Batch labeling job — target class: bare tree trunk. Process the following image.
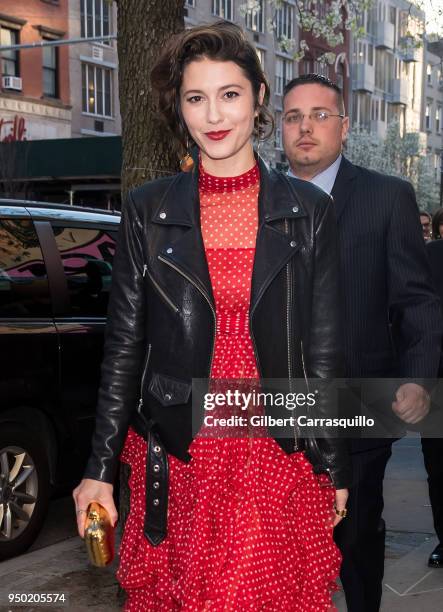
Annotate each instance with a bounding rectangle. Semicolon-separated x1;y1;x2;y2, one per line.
114;4;184;603
117;0;185;196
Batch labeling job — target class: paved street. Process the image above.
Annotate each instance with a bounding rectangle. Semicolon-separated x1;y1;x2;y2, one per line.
0;434;441;611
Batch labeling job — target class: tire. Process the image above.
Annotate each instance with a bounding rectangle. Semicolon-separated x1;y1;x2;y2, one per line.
0;425;51;561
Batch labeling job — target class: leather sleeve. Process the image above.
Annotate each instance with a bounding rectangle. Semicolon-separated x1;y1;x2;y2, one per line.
307;194;351;490
83;191;147;483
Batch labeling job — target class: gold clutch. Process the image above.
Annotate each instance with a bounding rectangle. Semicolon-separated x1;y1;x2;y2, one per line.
84;502;115;567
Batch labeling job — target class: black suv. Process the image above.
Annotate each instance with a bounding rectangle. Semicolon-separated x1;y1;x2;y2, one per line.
0;200;120;560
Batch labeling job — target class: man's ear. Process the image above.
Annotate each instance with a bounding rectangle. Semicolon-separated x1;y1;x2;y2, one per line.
341;116;350;144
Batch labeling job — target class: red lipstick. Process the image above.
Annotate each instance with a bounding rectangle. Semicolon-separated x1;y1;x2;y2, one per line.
205;130;231;141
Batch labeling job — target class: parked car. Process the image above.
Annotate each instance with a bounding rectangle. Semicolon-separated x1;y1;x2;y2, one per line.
0;199;120;560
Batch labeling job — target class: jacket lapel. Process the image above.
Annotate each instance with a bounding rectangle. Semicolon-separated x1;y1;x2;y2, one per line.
152;153;307;316
250;158;306;315
152;158;215;308
331;156;358;221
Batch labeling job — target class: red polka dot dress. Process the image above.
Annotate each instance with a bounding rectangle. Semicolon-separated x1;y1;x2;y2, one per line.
117;162;341;611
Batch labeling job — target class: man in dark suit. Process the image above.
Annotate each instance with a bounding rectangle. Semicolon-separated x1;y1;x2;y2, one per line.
423;238;443;567
282;74;442;611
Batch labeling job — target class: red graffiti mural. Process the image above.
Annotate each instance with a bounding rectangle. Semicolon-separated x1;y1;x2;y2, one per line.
0;115;27;142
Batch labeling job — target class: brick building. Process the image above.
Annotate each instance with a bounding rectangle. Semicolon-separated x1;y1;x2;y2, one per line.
0;0;121;207
0;0;71;141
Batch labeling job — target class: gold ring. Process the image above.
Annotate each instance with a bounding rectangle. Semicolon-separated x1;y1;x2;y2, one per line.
334;507;348;518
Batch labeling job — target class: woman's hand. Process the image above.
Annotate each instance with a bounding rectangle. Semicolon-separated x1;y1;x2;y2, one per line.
333;488;349;527
72;478;118;538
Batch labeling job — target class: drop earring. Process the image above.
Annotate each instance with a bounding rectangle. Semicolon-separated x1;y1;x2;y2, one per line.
254;112;262;156
255;117;262;156
179;136;194;173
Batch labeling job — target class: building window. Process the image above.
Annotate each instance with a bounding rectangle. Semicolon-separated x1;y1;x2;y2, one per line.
276;2;294;40
336;62;344;91
82;63;112;117
303;58;312;74
313;60;329;78
436;106;441;133
245;0;264;32
371;98;379;121
81;0;111;44
389;6;396;24
185;0;195;5
425;104;431;130
1;27;19;76
275;110;282;149
353;40;367;65
367;6;377;35
43;41;58;97
435;153;440;181
427;64;432;85
275;57;293;95
375;48;394;93
212;0;233;20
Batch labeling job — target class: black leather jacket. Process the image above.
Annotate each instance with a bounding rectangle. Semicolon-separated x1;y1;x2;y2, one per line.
84;157;351;493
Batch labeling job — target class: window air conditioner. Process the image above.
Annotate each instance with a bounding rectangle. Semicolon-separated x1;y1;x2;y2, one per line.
2;76;22;91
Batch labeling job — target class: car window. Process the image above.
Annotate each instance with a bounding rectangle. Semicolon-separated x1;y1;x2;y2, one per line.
0;218;51;317
51;224;117;317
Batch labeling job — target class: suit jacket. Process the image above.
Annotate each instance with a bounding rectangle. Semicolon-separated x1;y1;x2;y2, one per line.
426;240;443;307
330;157;442;451
426;239;443;376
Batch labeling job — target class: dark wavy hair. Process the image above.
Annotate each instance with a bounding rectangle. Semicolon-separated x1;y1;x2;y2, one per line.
432;208;443;239
150;20;274;154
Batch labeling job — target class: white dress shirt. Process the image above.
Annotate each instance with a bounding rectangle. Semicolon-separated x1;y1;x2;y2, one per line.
288;154;342;196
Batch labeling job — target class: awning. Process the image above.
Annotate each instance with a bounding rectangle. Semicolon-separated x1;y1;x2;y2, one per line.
0;136;122;180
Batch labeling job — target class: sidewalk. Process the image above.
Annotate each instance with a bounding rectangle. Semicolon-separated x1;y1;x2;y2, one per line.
334;434;443;610
0;435;441;611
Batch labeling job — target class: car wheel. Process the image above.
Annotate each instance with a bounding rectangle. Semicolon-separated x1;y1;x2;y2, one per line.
0;426;50;560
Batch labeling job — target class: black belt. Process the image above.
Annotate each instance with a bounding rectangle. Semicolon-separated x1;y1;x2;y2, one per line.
131;410;168;546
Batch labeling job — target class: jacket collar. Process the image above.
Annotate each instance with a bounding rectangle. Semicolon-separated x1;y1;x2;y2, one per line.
151;148;309;227
153;148;306;315
330;156;358;221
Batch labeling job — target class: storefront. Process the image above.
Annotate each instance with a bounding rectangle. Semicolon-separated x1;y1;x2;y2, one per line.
0;135;122;209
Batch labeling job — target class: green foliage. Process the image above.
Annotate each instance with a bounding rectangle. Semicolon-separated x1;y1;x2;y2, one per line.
346;121;440;211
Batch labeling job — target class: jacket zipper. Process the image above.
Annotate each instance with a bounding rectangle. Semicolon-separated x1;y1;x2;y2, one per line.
300;339;336;486
137;343;152;412
285;219;298;451
158;255;217;377
143;264;179;314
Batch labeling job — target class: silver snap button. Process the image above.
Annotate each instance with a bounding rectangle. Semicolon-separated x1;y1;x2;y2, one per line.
290;240;297;247
153;464;160;473
154;445;161;453
292;206;299;213
153;481;160;489
164;393;172;401
166;248;173;254
159;212;166;219
153;498;160;506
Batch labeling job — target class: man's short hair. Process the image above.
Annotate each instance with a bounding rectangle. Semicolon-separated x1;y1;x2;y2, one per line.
283;73;345;116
